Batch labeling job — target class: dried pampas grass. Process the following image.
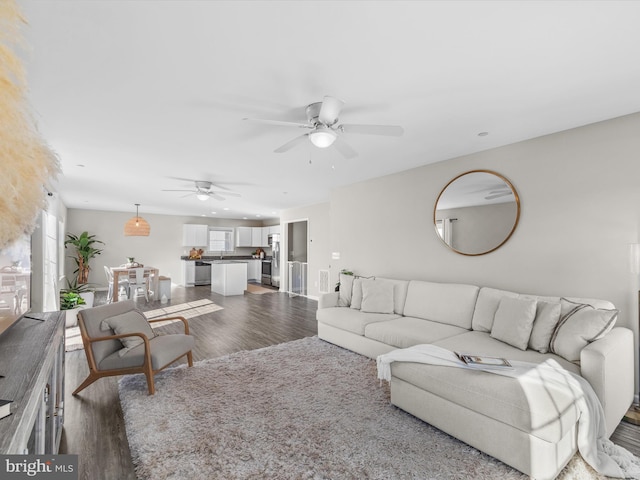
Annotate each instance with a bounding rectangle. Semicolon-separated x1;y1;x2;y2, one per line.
0;0;60;249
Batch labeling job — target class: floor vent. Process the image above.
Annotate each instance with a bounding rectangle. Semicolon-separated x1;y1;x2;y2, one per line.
318;270;330;294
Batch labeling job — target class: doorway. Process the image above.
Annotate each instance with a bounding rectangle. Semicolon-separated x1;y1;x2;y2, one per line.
285;220;308;296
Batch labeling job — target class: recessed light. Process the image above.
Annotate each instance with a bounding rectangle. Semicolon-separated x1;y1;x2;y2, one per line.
201;214;206;217
223;207;229;211
478;132;489;137
242;217;247;220
211;212;217;215
256;214;261;217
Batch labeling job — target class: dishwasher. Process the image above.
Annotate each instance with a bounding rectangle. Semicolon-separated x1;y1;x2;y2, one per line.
194;261;211;285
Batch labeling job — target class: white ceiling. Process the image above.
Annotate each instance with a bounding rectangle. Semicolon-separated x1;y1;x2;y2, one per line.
19;0;640;221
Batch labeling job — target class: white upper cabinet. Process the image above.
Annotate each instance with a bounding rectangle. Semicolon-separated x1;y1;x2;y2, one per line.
235;227;253;247
251;227;263;247
182;224;209;247
235;225;281;247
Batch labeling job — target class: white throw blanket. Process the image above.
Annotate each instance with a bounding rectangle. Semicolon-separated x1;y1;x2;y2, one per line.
377;344;640;479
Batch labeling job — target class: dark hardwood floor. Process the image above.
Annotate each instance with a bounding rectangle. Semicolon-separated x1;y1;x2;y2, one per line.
61;285;319;480
61;285;640;479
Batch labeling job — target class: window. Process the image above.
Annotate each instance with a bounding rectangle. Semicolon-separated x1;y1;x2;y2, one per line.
208;228;234;252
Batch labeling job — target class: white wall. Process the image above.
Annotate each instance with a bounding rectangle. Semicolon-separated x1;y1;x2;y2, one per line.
64;210;264;288
282;112;640;393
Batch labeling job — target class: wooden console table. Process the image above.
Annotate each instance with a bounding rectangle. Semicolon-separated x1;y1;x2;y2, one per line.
0;311;65;454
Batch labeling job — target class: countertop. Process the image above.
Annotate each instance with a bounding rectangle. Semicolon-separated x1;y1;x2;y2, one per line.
180;256;272;261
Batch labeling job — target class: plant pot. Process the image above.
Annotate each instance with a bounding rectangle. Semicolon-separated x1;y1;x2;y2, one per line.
80;291;94;308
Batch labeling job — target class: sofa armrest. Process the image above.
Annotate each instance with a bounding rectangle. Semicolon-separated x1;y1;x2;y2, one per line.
581;327;635;437
318;292;339;309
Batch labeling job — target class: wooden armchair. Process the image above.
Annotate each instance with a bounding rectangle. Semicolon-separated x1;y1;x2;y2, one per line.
73;300;194;395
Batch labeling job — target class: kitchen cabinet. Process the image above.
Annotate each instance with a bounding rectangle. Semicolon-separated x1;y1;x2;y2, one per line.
247;259;261;281
235;226;280;248
251;227;263;247
182;260;196;286
182;224;209;247
235;227;253;247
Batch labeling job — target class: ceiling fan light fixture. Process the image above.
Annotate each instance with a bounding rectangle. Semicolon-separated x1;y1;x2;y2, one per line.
309;126;337;148
196;193;210;201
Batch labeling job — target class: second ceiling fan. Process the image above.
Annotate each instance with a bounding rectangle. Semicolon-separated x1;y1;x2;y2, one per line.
243;95;404;159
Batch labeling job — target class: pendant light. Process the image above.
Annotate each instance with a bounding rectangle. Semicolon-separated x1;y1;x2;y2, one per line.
124;203;150;236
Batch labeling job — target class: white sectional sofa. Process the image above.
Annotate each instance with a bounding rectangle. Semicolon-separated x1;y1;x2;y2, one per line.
316;276;635;480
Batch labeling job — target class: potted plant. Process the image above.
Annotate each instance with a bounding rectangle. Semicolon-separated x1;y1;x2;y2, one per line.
64;231;104;284
60;279;94;327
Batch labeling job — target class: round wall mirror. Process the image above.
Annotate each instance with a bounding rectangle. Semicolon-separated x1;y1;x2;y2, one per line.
433;170;520;256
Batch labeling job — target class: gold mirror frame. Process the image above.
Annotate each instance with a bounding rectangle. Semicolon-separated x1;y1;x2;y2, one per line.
433;170;521;256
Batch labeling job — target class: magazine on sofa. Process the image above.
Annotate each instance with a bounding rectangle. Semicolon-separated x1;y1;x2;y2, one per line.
454;352;513;369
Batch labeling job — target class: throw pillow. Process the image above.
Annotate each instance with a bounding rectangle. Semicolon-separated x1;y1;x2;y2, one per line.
100;310;156;356
490;297;537;350
360;280;395;314
338;273;355;307
549;299;618;363
528;301;562;353
350;278;363;310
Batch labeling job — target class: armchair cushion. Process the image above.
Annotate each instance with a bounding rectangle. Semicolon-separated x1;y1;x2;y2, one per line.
99;334;195;371
100;310;156;356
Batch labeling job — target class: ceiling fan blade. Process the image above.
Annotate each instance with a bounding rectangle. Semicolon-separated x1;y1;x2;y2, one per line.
274;134;309;153
332;136;358;159
161;189;196;192
243;117;312;129
318;96;344;126
340;124;404;136
485;191;513;200
211;191;241;197
210;193;226;201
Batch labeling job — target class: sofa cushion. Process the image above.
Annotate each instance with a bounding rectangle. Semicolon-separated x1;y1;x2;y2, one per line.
471;287;520;332
528;301;561;353
351;277;409;315
361;280;395;314
365;317;468;349
338;273;355;307
549;299;618;363
403;280;479;329
490;297;537;350
396;331;583;443
316;306;400;335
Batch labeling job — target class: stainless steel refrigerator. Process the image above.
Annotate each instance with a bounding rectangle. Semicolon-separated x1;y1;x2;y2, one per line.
271;234;280;287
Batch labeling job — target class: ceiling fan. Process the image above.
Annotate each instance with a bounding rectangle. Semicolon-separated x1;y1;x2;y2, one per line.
162;181;241;201
243;95;404;159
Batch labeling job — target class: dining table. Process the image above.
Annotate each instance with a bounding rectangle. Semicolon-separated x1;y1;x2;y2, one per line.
111;266;160;302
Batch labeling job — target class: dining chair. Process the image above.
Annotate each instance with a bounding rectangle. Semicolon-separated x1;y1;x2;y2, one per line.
104;266;129;303
128;267;150;302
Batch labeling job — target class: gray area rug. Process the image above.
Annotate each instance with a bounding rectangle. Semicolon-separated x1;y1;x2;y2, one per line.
119;336;605;480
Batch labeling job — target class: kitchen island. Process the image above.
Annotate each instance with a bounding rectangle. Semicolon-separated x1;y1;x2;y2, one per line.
210;261;248;296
